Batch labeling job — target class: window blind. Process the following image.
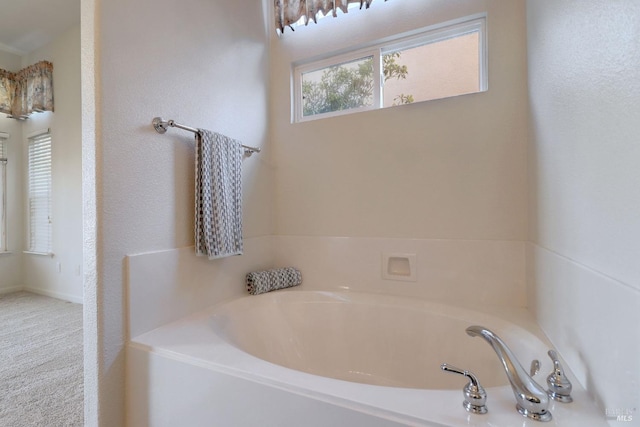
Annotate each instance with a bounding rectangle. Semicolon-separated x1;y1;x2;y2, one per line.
27;133;52;254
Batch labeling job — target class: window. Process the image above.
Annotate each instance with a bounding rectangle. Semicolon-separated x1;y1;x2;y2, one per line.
0;133;7;252
293;15;487;122
27;131;52;255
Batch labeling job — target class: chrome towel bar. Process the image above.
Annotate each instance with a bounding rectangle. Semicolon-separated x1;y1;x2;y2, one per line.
152;117;261;156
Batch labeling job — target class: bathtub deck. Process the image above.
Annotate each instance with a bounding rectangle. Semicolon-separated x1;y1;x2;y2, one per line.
127;293;608;427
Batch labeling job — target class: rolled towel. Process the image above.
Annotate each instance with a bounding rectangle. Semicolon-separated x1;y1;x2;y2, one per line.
246;267;302;295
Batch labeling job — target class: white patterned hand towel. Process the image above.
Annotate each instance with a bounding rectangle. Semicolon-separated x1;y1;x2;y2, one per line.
195;129;243;259
246;267;303;295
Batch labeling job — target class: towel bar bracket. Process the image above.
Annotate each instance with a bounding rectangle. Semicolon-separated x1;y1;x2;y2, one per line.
152;117;261;156
152;117;170;134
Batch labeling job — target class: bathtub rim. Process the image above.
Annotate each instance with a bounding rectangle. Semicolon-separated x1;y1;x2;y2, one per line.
128;289;607;427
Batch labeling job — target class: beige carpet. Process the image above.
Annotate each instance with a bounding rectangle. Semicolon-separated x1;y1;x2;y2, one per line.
0;292;83;427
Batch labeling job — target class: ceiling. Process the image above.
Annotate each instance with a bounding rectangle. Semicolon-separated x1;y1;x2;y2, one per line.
0;0;80;56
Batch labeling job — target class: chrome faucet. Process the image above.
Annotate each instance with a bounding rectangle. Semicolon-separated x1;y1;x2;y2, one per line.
466;326;552;422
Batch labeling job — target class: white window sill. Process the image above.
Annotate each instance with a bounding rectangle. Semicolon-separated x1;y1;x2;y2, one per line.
23;251;54;257
0;251;12;256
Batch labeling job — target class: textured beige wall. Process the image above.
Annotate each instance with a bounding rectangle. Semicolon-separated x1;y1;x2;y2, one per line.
0;51;22;72
271;0;529;240
0;28;82;299
0;51;24;293
94;0;272;424
0;113;23;293
21;24;83;303
527;0;640;415
528;0;640;288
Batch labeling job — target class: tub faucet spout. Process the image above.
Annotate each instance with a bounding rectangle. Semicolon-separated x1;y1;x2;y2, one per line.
465;325;552;422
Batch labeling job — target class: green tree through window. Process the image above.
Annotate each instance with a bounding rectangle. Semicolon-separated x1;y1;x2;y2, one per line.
383;52;414;106
302;53;413;117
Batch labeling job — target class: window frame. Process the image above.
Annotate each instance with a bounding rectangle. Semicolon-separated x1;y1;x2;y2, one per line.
294;48;382;121
0;132;8;252
25;129;53;256
292;14;487;123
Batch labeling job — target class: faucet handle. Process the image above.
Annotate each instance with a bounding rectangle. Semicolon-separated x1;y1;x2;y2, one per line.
546;350;573;403
441;363;488;414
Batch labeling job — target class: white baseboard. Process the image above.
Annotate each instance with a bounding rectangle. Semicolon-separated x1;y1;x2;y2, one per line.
0;286;24;295
23;287;83;304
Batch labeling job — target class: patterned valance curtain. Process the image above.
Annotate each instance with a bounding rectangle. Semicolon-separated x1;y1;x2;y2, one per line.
0;69;14;115
0;61;54;119
275;0;387;33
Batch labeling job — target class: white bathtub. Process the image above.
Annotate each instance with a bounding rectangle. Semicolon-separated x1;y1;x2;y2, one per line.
127;290;607;426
